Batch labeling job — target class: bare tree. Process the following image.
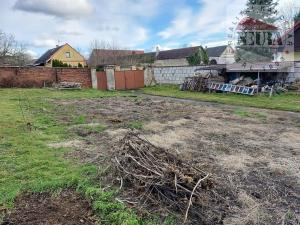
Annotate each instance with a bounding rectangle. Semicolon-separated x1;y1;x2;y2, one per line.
278;1;300;30
0;30;32;66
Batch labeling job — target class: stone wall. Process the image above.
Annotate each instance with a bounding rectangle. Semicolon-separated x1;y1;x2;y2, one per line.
0;67;92;88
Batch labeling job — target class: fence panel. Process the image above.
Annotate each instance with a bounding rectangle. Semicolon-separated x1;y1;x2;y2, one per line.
115;71;126;90
96;71;107;90
134;70;144;88
124;70;136;90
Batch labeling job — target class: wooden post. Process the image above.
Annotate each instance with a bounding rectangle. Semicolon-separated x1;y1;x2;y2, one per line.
269;85;274;98
257;72;260;94
209;69;211;94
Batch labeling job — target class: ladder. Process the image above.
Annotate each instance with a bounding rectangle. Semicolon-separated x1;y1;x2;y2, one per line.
209;83;257;95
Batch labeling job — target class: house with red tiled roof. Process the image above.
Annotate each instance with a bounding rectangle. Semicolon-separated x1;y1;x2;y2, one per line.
237;17;278;31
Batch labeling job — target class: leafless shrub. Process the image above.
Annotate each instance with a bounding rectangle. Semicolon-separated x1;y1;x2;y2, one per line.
112;133;230;224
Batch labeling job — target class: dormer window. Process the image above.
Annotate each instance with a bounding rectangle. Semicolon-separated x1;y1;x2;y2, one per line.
65;52;71;58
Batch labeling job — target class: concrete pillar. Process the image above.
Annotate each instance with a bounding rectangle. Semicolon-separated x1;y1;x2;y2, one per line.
105;66;115;90
91;69;97;89
144;67;156;86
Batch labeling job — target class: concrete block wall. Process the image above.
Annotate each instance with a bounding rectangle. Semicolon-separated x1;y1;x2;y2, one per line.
154;66;202;84
286;63;300;82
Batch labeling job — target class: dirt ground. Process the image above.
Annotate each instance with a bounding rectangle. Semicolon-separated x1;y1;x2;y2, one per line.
50;95;300;225
1;190;98;225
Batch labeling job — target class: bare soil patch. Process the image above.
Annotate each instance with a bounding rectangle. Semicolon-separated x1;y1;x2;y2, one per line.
50;95;300;224
1;190;98;225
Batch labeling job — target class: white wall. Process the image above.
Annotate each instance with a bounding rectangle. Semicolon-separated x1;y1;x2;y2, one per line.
153;66;218;84
287;62;300;82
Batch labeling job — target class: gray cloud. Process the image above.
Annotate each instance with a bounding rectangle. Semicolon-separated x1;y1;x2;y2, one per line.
13;0;93;18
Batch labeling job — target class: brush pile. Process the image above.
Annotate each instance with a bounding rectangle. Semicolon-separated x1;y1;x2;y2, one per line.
113;133;227;224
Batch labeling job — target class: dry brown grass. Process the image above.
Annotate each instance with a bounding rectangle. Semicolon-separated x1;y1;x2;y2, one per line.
48;140;84;149
50;95;300;224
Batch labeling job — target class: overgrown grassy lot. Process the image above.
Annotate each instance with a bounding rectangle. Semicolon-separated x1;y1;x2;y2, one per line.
143;85;300;112
0;88;164;225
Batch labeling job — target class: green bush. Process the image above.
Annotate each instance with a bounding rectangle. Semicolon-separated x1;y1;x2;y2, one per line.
96;66;105;72
52;59;69;68
187;46;209;66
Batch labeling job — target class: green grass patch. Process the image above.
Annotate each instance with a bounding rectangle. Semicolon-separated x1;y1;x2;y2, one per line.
233;109;252;118
143;85;300;112
233;109;267;120
85;124;107;133
0;88;170;225
73;115;87;125
72;124;107;137
127;121;144;130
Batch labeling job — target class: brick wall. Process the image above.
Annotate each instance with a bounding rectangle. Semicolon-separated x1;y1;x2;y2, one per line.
0;67;92;88
56;68;92;88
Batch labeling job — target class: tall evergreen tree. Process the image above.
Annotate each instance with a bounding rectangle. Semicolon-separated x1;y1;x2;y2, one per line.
235;0;279;62
294;11;300;22
242;0;278;23
187;47;209;66
187;49;202;66
199;46;209;65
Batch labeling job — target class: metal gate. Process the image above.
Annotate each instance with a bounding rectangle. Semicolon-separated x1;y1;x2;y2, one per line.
96;71;107;90
115;70;144;90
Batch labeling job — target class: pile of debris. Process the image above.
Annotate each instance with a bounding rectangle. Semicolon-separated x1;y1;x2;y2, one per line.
261;84;288;94
285;78;300;92
180;73;225;92
112;133;228;224
230;76;255;87
53;82;82;90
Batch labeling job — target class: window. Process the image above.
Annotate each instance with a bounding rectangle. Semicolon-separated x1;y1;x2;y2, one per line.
65;52;71;58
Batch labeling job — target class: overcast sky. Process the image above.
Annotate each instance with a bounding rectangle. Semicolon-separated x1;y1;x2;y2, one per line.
0;0;298;58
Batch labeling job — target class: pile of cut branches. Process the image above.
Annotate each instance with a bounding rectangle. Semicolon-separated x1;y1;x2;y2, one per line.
112;133;227;224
